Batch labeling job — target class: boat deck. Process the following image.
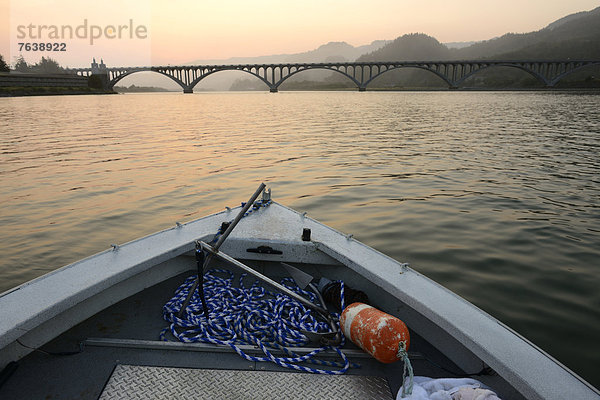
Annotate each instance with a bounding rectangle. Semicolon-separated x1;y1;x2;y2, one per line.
0;260;523;400
100;365;393;399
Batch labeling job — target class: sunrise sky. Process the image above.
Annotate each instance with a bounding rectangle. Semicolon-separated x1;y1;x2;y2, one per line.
1;0;598;67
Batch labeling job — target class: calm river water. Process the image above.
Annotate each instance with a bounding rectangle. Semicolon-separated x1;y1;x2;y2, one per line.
1;91;599;387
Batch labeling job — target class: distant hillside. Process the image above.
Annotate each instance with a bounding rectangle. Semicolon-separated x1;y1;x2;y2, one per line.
358;33;452;61
355;7;600;62
545;9;595;30
187;40;390;65
348;7;600;89
444;41;477;49
456;6;600;59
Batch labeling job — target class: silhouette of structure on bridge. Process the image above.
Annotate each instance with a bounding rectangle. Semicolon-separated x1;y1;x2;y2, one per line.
71;60;600;93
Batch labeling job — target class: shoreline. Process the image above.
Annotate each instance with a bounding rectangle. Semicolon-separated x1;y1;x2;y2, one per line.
0;87;116;97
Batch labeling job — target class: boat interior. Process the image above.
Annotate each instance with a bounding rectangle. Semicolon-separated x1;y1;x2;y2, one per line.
0;253;524;399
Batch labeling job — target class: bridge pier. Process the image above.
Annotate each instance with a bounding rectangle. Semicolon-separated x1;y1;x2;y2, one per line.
269;87;278;93
183;88;193;94
358;87;367;92
88;73;110;91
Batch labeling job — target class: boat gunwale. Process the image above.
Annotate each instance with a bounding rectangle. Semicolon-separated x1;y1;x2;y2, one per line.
0;206;232;299
0;206;236;349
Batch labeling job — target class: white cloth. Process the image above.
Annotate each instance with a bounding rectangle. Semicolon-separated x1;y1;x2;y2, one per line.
396;377;501;400
452;387;501;400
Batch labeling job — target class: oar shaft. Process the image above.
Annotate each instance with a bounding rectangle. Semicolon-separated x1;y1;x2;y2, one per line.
177;183;266;317
199;241;330;315
213;183;266;251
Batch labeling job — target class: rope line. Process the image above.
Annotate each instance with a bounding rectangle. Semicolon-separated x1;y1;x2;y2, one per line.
398;340;414;397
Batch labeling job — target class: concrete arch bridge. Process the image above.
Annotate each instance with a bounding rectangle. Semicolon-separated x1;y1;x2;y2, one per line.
70;60;600;93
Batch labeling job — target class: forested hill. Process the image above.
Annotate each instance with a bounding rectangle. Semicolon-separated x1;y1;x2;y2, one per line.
187;40;390;65
456;6;600;59
357;33;452;61
357;6;600;62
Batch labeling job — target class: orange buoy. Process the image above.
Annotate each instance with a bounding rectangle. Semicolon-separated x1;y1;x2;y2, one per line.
340;302;410;364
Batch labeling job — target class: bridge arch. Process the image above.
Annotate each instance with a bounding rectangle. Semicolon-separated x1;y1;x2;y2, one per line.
363;65;453;89
550;61;600;86
187;67;273;92
275;66;361;90
108;68;187;90
455;63;549;87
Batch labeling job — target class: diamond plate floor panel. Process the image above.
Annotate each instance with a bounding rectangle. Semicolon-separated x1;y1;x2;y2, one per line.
99;364;393;399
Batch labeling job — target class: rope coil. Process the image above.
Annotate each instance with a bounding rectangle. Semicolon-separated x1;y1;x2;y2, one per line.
161;269;355;374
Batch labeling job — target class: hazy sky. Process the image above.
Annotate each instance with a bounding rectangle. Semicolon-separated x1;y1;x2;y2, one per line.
1;0;598;67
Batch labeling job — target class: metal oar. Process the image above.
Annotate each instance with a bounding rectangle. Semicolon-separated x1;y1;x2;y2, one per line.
177;183;266;318
199;242;328;315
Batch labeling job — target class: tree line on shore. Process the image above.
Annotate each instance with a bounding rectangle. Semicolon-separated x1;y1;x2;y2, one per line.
0;54;64;74
0;55;9;73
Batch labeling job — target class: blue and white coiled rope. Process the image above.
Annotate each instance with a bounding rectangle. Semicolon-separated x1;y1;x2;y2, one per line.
160;270;354;374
